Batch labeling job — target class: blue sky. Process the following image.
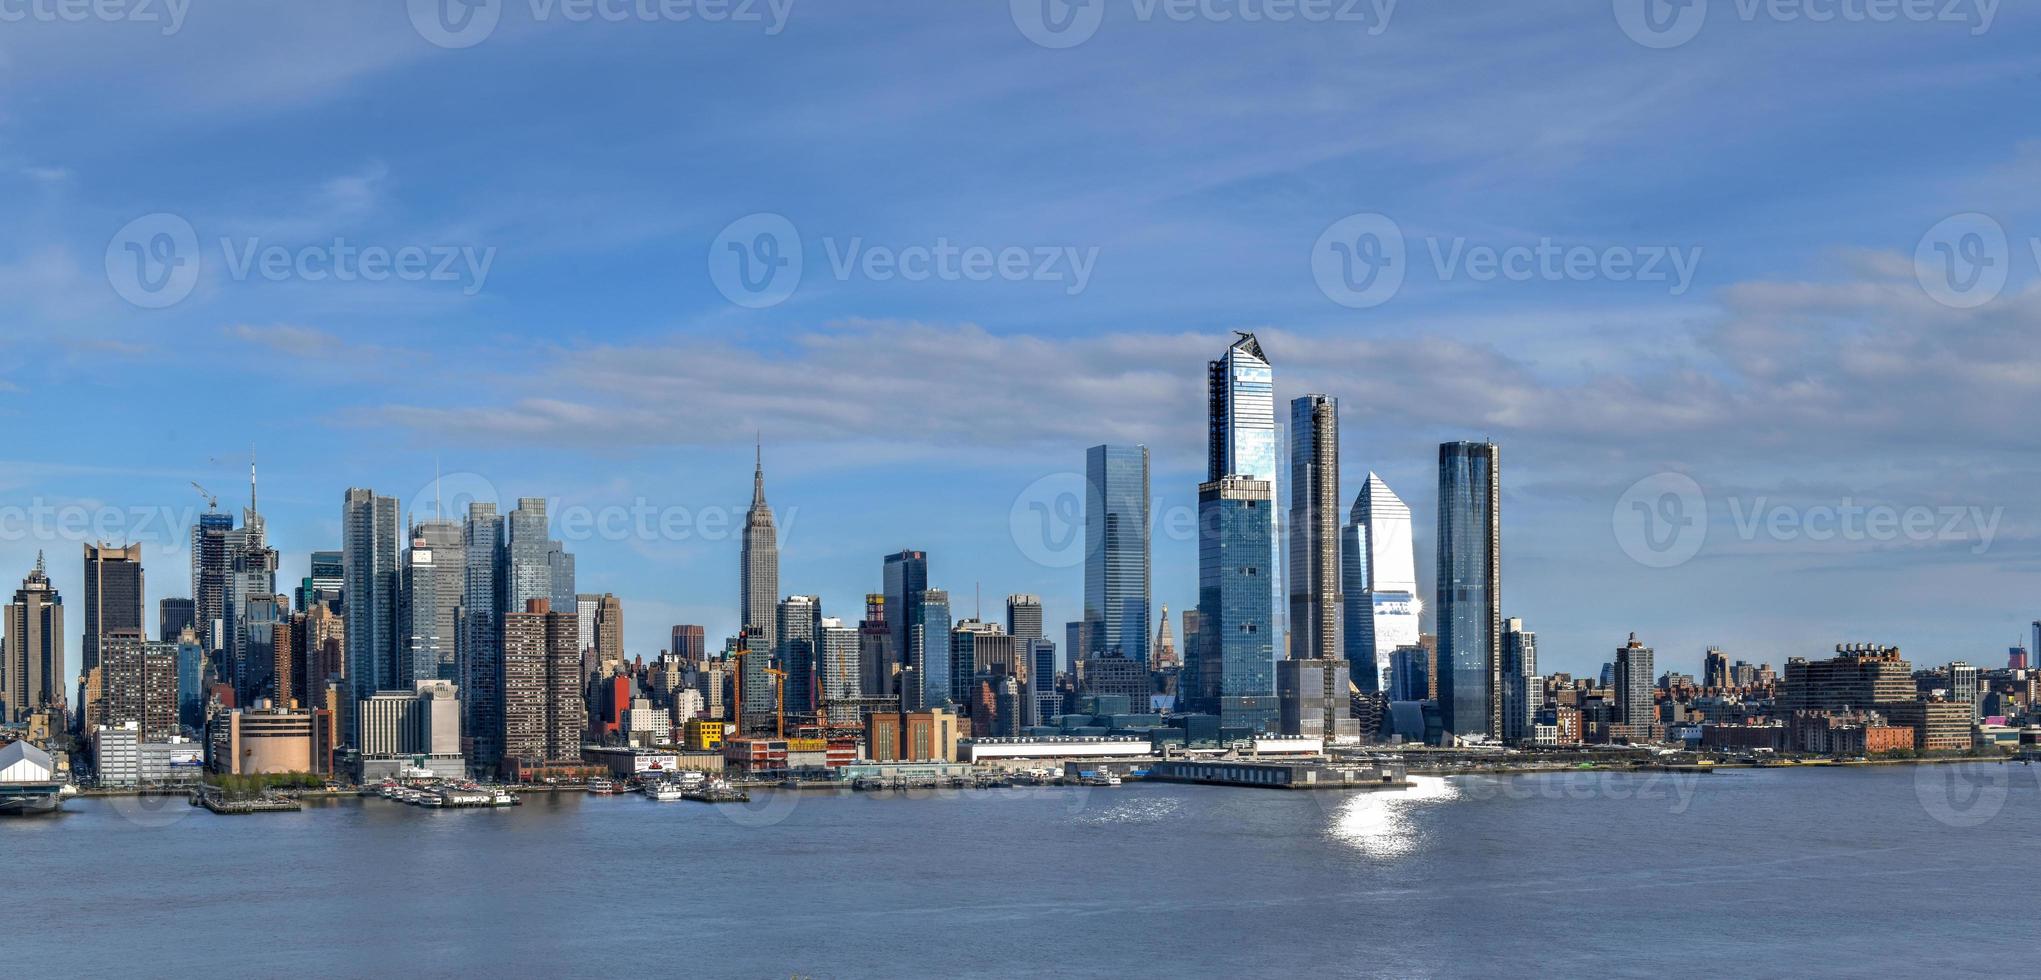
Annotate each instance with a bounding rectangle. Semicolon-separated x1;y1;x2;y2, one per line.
3;0;2040;677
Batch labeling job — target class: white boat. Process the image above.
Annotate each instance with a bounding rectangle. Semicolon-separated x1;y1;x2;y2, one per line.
641;780;685;802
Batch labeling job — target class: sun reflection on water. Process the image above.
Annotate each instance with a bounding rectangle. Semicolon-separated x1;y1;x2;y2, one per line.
1327;775;1460;859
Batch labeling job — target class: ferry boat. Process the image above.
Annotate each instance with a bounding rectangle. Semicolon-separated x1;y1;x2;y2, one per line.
641;780;686;802
683;778;749;804
586;777;625;795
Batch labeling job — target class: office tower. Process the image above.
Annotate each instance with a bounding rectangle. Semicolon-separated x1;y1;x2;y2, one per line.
1948;662;1980;722
97;637;180;741
1278;656;1359;740
158;598;194;643
342;488;402;735
1005;594;1044;644
1389;646;1429;702
1612;633;1655;728
741;447;780;655
547;544;576;613
190;507;233;654
817;617;861;726
1065;620;1086;662
2;554;62;724
909;589;952;711
503;498;557;616
499;598;584;768
1437;441;1502;742
859;595;894;698
1197;477;1278;732
1287;395;1341;662
83;542;146;679
950;619;1001;709
737;626;777;736
1502;618;1538;745
1343;472;1418;696
778;595;821;719
1026;638;1060;725
460;501;504;771
403;518;464;686
670;624;705;662
575;594;600;656
358;681;463;758
1703;648;1730;690
1085;444;1152;663
226;594;285;707
174;629;206;732
593;594;624;668
1208;331;1282;649
296;550;343;613
884;550;928;677
222;467;278;706
296;604;344;696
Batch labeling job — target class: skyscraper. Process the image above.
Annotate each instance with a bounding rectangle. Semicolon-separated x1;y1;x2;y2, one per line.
777;594;821;719
97;636;179;742
1287;395;1340;662
295;550;343;613
158;598;195;644
225;475;280;708
343;488;401;733
403;518;464;686
593;594;623;668
1208;332;1283;650
741;446;780;656
670;624;705;662
817;617;861;726
909;588;951;711
82;543;146;682
503;498;557;616
1005;594;1044;644
1436;441;1501;743
461;501;505;771
1197;476;1278;732
1342;472;1418;696
2;553;63;723
499;598;584;769
1612;633;1654;729
1085;444;1152;663
737;626;778;736
190;507;233;654
859;595;894;698
884;550;928;679
1502;618;1537;745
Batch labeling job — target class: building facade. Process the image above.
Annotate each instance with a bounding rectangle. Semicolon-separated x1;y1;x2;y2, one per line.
1342;473;1418;696
1287;394;1341;662
1436;441;1502;742
740;448;780;656
1207;332;1283;653
1085;444;1152;663
1196;476;1278;732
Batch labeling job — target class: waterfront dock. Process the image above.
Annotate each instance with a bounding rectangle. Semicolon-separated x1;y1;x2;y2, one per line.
193;788;301;815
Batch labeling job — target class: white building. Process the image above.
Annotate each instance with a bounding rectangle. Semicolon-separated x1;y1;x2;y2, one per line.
624;698;671;747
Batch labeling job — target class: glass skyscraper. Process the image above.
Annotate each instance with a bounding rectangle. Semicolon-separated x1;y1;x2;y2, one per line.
462;501;505;771
1436;441;1501;742
909;588;951;711
1342;472;1419;696
1197;476;1277;733
883;550;927;678
343;488;401;726
1084;444;1151;663
1286;395;1340;662
777;594;821;718
1208;332;1283;654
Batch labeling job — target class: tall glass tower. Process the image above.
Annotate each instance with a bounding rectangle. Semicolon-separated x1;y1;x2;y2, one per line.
462;501;505;771
910;589;952;712
1286;395;1340;662
883;550;927;676
1197;476;1277;733
343;488;400;731
1342;472;1419;695
1436;441;1501;742
1208;332;1282;653
1084;444;1151;663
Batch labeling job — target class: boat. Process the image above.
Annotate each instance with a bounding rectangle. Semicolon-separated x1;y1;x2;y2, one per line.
586;777;624;795
683;778;749;804
641;780;686;802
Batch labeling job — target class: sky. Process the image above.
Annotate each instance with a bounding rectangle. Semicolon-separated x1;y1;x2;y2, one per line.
2;0;2039;679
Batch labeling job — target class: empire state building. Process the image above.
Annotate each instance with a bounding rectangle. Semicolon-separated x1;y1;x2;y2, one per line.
740;444;780;655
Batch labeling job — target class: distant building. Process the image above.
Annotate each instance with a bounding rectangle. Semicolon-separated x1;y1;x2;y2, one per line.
96;636;180;742
207;701;319;775
1342;473;1418;696
1194;476;1278;733
1436;440;1502;742
1208;332;1284;651
343;487;402;736
82;542;146;723
740;447;780;655
1612;633;1655;729
500;598;585;770
1085;444;1152;662
817;618;861;726
1278;657;1360;741
909;589;951;712
1780;646;1915;712
158;598;196;644
778;595;821;719
2;553;64;724
670;624;706;662
864;708;958;763
1287;394;1341;662
883;551;929;686
1005;594;1044;644
1502;618;1538;745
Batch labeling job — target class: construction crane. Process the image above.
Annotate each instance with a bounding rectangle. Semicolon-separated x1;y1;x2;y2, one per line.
191;482;218;512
